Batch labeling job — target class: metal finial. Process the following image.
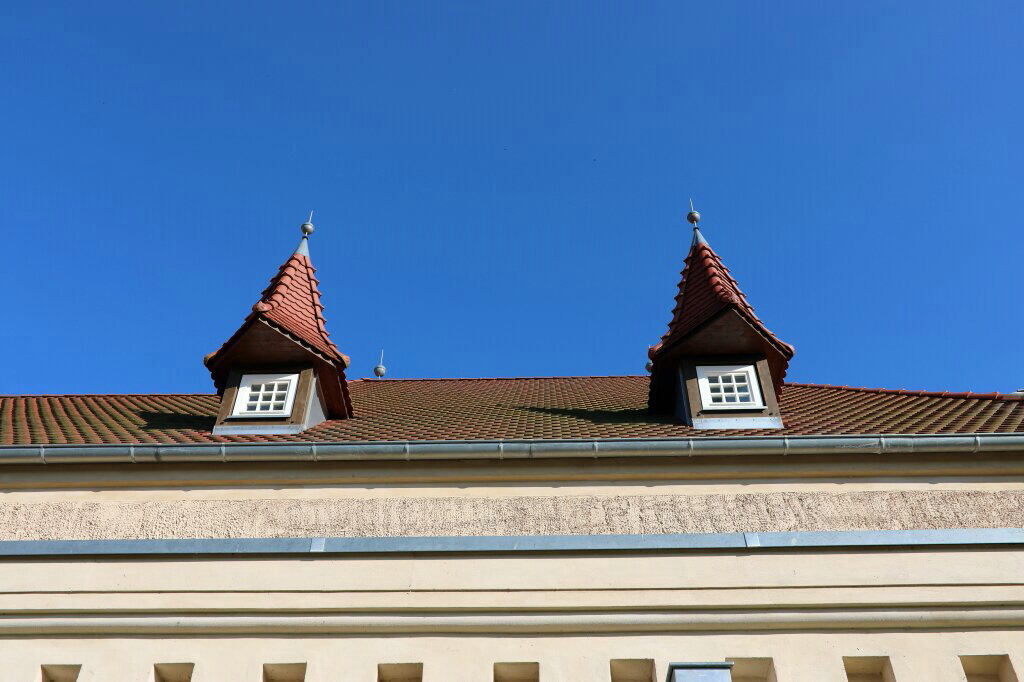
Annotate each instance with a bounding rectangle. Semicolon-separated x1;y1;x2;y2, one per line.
373;349;387;379
686;198;700;227
300;210;315;236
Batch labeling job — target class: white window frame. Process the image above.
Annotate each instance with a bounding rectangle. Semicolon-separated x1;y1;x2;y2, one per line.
231;372;300;418
695;364;765;410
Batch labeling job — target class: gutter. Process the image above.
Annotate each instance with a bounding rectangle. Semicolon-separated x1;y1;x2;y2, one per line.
0;433;1021;465
4;528;1024;557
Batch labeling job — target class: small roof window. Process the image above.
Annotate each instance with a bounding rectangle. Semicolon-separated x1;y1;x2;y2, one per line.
696;364;764;410
231;372;300;418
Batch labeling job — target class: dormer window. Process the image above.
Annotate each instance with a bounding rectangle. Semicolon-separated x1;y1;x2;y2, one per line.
231;373;299;417
696;364;764;410
205;220;353;436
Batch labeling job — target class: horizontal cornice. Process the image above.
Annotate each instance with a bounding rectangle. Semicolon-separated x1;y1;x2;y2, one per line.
3;608;1024;635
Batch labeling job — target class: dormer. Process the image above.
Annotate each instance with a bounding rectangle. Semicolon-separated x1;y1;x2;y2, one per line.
204;219;353;435
648;208;794;429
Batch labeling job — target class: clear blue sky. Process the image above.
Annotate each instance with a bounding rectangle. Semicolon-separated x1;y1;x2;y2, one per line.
2;2;1021;395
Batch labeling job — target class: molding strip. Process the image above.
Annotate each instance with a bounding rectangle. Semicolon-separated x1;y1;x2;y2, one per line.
3;528;1024;558
3;609;1024;635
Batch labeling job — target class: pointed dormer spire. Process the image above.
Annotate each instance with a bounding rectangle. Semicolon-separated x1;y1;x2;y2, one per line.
204;217;353;423
648;203;794;422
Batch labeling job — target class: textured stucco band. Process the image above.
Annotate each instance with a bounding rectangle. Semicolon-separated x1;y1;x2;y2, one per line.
3;490;1024;542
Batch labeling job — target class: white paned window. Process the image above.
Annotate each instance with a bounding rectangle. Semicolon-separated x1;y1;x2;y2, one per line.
231;373;299;418
696;364;764;410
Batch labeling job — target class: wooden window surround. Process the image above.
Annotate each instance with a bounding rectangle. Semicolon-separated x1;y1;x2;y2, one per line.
679;355;782;429
213;366;321;435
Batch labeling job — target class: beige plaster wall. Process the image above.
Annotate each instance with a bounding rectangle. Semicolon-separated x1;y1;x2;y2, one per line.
2;549;1024;679
3;454;1024;678
1;630;1022;681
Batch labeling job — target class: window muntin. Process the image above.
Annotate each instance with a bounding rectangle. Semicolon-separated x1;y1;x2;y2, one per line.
696;364;764;410
231;373;299;418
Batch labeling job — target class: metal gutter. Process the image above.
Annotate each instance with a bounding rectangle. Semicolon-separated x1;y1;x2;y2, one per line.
0;433;1022;465
3;528;1024;557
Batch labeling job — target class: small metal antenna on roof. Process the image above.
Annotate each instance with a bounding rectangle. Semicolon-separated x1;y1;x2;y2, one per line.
300;211;315;236
687;198;701;227
374;350;387;379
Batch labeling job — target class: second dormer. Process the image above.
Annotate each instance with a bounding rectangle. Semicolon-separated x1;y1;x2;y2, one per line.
648;209;794;429
204;219;353;435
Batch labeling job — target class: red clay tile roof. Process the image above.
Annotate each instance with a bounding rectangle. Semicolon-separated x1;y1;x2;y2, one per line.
650;228;794;362
1;378;1021;445
205;237;349;368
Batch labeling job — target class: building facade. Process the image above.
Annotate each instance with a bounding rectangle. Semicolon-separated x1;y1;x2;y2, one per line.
1;215;1023;682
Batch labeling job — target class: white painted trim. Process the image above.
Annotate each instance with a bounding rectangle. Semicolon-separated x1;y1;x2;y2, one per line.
696;364;764;410
230;372;300;418
692;416;783;430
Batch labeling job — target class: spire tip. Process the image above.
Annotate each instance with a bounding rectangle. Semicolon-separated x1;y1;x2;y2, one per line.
300;211;315;237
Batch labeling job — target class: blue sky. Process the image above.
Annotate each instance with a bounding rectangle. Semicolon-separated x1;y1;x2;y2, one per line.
2;2;1021;394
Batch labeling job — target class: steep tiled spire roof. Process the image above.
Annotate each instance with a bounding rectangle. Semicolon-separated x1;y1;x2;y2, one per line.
650;227;794;362
206;235;349;368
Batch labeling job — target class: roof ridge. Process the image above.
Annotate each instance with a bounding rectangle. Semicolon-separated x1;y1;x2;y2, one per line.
784;382;1024;401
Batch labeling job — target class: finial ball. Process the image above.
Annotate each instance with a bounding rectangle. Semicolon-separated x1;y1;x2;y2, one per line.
300;222;315;236
645;360;654;373
686;210;701;226
373;364;387;378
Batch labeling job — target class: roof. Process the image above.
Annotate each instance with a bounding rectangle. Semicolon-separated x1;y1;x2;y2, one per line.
205;236;349;368
650;227;794;362
1;377;1021;445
